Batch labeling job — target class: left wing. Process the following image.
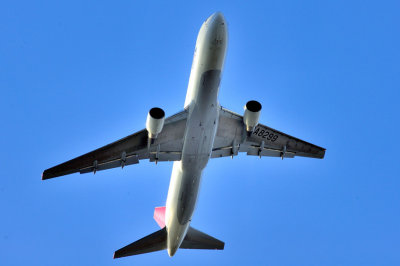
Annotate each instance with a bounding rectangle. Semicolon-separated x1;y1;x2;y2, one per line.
42;110;188;180
212;107;325;159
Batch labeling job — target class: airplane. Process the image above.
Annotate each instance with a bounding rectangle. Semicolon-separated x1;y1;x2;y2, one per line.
42;12;325;258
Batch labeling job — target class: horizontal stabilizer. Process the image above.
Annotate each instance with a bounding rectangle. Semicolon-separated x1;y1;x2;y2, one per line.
113;223;224;258
181;227;225;250
113;227;167;258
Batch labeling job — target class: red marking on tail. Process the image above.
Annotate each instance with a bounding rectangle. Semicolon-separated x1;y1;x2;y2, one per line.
153;206;166;228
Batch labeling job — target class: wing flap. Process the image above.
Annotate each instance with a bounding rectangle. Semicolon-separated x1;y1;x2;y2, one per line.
211;145;239;158
149;152;182;162
246;145;295;158
79;154;139;174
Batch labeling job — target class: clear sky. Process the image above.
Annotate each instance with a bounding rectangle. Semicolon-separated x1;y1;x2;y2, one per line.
1;0;399;265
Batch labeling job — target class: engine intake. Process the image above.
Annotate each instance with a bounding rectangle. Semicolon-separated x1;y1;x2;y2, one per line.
243;100;262;133
146;107;165;141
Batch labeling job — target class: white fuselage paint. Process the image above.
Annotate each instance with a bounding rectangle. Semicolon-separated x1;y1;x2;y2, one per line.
165;12;227;256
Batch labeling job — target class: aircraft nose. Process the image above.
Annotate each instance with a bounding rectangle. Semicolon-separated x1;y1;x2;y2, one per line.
205;12;227;42
215;12;225;24
208;12;226;26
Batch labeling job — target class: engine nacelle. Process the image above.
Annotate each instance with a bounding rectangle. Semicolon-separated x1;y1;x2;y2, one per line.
146;107;165;141
243;100;262;133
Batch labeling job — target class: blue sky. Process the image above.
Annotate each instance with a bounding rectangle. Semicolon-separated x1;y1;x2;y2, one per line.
1;0;399;265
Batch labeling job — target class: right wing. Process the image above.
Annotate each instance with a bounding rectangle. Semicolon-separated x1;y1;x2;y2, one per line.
42;110;188;180
212;107;325;159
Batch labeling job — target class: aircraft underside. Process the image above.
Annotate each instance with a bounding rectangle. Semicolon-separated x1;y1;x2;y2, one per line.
42;12;325;258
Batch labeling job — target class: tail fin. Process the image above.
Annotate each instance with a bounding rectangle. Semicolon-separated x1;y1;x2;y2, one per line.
153;206;166;228
113;227;167;258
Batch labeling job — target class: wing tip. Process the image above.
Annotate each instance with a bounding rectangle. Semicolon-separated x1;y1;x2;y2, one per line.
320;148;326;159
42;170;55;180
113;249;124;259
41;171;47;180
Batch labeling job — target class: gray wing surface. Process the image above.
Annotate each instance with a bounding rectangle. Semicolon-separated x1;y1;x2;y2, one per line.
42;110;188;180
212;107;325;159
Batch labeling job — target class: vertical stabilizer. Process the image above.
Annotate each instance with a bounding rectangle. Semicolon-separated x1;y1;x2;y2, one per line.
154;206;166;228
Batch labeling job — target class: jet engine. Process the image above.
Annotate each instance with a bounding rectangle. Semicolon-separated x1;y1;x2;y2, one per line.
146;107;165;142
243;100;262;134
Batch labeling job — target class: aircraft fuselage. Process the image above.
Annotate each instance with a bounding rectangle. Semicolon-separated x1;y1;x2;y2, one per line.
165;12;228;256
